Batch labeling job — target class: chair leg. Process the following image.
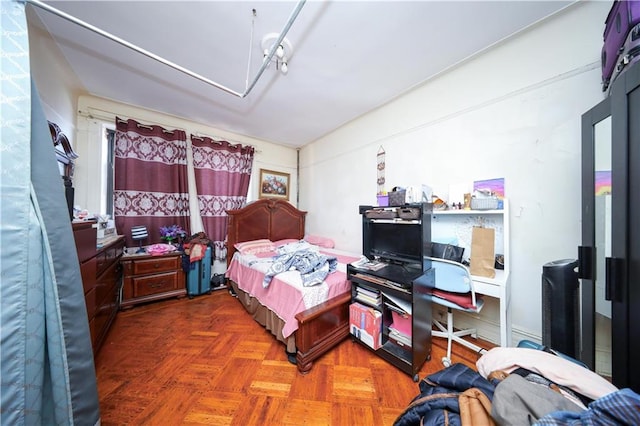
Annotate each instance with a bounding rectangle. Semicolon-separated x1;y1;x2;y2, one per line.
446;310;453;361
432;308;485;365
432;318;448;334
453;328;476;339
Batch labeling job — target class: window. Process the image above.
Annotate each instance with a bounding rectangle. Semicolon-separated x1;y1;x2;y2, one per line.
102;126;115;217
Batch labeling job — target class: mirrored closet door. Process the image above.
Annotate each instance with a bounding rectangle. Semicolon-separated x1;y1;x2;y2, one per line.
580;64;640;392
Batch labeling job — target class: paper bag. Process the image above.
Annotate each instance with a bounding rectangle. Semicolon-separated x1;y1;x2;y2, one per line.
470;226;496;278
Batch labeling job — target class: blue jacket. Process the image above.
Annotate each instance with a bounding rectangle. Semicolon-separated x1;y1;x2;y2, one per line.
394;363;495;426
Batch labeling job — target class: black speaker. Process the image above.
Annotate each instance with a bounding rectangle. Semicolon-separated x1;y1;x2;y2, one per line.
542;259;580;358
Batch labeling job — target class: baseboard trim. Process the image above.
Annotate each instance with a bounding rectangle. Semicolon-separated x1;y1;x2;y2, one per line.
432;306;542;347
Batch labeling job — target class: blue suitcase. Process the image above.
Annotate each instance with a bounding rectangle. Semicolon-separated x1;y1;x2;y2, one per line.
517;339;588;369
186;246;212;298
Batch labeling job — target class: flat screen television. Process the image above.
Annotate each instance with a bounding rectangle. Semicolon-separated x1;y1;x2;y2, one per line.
363;221;423;265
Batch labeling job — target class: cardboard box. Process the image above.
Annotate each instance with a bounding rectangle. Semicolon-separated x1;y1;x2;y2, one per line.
349;302;382;350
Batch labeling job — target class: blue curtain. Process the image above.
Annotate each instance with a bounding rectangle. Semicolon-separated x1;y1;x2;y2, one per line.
1;2;100;424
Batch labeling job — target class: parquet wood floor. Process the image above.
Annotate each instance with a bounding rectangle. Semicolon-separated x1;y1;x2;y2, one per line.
95;290;493;426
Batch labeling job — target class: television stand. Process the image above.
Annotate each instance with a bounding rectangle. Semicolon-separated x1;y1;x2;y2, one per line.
350;202;434;381
348;262;433;381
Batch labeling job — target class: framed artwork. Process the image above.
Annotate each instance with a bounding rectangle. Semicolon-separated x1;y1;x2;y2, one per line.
259;169;290;200
473;178;505;198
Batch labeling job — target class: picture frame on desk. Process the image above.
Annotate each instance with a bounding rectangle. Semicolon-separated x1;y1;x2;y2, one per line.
259;169;290;200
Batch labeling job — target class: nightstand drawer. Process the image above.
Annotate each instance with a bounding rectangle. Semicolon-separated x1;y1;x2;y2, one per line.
132;271;179;298
132;256;181;275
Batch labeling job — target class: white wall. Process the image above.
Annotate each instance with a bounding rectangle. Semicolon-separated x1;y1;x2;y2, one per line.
299;1;611;344
26;6;83;146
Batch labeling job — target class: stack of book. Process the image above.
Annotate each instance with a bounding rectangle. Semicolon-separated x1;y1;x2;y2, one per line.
351;258;387;271
388;324;412;348
385;294;412;349
354;286;381;307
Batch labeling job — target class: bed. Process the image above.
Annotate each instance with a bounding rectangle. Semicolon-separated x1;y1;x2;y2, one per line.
225;198;359;374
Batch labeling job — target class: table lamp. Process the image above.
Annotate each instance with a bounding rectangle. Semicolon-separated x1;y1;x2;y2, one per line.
131;225;148;253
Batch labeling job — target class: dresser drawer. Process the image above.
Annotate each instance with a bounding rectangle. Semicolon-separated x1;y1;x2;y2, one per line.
73;222;97;263
132;256;181;275
85;286;97;320
96;240;125;276
80;257;97;294
132;271;179;298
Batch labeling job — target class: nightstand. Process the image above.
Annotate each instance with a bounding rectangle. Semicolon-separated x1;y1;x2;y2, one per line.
120;251;186;309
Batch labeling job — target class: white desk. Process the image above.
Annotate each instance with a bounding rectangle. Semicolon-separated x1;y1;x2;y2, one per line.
471;270;512;347
432;201;512;347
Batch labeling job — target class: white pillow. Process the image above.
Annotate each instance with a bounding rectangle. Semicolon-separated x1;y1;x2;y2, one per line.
234;239;275;255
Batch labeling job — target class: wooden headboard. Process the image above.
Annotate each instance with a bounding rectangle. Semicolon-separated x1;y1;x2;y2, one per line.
226;199;307;267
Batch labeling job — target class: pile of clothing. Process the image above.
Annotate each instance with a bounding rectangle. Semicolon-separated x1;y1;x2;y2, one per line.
180;232;212;272
394;347;639;426
262;241;337;288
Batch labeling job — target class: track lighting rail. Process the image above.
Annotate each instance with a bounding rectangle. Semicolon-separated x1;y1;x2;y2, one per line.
23;0;306;98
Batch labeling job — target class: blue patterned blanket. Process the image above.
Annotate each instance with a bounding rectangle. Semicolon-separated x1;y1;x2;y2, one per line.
263;248;337;288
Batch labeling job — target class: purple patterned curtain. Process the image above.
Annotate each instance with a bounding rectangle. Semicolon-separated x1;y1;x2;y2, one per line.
191;136;255;259
114;118;190;247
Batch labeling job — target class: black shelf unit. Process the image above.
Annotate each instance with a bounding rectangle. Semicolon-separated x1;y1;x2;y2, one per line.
348;203;434;381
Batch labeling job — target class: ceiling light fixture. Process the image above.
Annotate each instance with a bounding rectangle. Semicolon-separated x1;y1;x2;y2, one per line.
261;33;293;75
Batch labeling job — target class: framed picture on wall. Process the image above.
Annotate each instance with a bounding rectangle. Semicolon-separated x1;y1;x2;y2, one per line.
259;169;290;200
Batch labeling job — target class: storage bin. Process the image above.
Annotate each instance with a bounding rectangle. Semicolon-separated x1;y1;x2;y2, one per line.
397;207;420;220
377;194;389;207
471;197;499;210
388;189;406;206
365;208;397;219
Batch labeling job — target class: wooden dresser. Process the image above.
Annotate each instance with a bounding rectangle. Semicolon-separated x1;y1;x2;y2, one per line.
72;221;125;354
120;252;186;309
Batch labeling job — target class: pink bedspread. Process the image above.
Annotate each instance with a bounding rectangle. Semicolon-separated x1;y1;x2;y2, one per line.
226;247;360;338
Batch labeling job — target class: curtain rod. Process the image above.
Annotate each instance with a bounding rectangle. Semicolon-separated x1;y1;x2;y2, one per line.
116;117;176;134
190;133;261;153
80;108;187;133
24;0;306;98
80;108;260;152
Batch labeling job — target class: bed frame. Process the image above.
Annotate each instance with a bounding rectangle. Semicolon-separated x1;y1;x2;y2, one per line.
226;198;351;374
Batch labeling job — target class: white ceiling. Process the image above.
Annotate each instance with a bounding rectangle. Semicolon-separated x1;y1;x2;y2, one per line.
28;1;574;147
